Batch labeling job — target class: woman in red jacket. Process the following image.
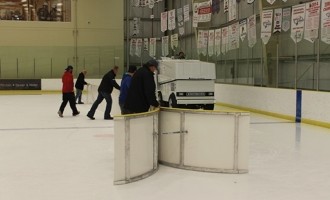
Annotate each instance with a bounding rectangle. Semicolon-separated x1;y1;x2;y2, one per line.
58;66;80;117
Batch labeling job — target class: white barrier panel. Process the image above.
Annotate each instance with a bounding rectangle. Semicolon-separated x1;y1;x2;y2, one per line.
159;108;250;173
114;110;159;185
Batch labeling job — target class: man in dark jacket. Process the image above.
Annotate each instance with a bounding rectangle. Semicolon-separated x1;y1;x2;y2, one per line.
124;59;159;114
75;70;88;104
87;66;120;120
119;65;137;114
58;65;80;117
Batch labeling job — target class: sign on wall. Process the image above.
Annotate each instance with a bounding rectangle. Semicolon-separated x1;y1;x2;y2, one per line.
0;79;41;90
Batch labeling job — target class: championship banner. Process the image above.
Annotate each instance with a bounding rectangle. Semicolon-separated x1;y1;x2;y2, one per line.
212;0;220;14
273;8;282;34
198;0;212;23
171;34;179;51
132;0;140;7
221;27;228;54
130;38;136;56
228;22;239;51
193;3;199;27
139;0;145;7
135;38;143;57
304;0;320;43
248;14;257;48
240;19;247;42
267;0;276;5
161;12;168;32
201;30;209;56
132;17;140;37
261;10;273;44
215;28;222;56
282;7;291;32
291;4;306;43
177;8;185;36
149;0;155;9
228;0;237;22
321;0;330;44
149;38;156;57
224;0;229;13
247;0;255;3
184;4;190;22
162;36;169;56
168;9;176;31
208;30;215;56
143;38;149;52
198;30;203;54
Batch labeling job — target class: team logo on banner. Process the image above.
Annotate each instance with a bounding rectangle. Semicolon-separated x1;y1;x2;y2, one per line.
291;4;306;43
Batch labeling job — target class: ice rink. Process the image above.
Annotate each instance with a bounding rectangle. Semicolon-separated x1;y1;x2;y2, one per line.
1;93;330;200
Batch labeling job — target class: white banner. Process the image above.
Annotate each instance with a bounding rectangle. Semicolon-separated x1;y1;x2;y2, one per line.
202;30;209;56
282;7;291;32
149;0;154;8
168;9;176;31
273;8;282;34
228;22;239;51
193;3;199;27
305;0;320;43
177;8;185;35
291;4;306;43
228;0;237;22
149;38;156;57
133;0;140;7
248;14;257;48
224;0;229;13
162;36;169;57
143;38;149;53
240;19;247;42
267;0;276;5
261;10;273;44
221;27;228;54
198;0;212;23
171;34;179;51
135;38;143;57
247;0;255;3
208;30;215;56
130;38;136;56
161;12;168;32
321;0;330;44
132;17;140;37
184;4;190;22
215;28;222;56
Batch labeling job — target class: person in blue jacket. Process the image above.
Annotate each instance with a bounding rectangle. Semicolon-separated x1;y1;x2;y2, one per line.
119;65;137;114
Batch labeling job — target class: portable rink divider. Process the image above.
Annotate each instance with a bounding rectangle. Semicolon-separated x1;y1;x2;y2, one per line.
114;108;250;185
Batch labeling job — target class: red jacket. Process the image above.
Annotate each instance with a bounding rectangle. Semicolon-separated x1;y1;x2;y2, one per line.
62;71;74;93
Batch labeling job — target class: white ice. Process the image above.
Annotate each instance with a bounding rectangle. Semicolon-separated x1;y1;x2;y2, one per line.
1;93;330;200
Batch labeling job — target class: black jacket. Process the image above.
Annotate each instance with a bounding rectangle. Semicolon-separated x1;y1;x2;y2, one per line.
75;72;87;90
124;65;159;113
98;70;120;93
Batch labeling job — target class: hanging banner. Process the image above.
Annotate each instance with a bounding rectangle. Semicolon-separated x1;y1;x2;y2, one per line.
208;30;215;56
267;0;276;5
228;0;237;22
215;28;222;56
221;27;228;54
248;14;257;48
291;4;306;43
133;0;140;7
239;19;247;42
261;10;273;44
149;0;155;8
171;34;179;51
149;38;156;57
193;3;199;27
202;30;209;56
177;8;185;35
135;38;143;57
130;38;136;56
143;38;149;54
161;12;168;32
321;0;330;44
273;8;283;34
132;17;140;37
228;22;239;51
168;9;176;31
224;0;229;13
247;0;255;3
162;36;169;57
198;0;212;23
212;0;220;14
140;0;146;7
305;0;321;43
184;4;190;22
283;0;287;2
282;7;291;32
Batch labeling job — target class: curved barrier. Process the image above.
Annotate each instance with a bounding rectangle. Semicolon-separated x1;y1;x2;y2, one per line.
113;109;159;185
159;108;250;173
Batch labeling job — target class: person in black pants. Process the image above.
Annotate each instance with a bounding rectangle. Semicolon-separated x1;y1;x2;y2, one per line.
75;70;88;104
87;66;120;120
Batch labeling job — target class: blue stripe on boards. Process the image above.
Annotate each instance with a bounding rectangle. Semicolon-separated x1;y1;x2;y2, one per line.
296;90;302;123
